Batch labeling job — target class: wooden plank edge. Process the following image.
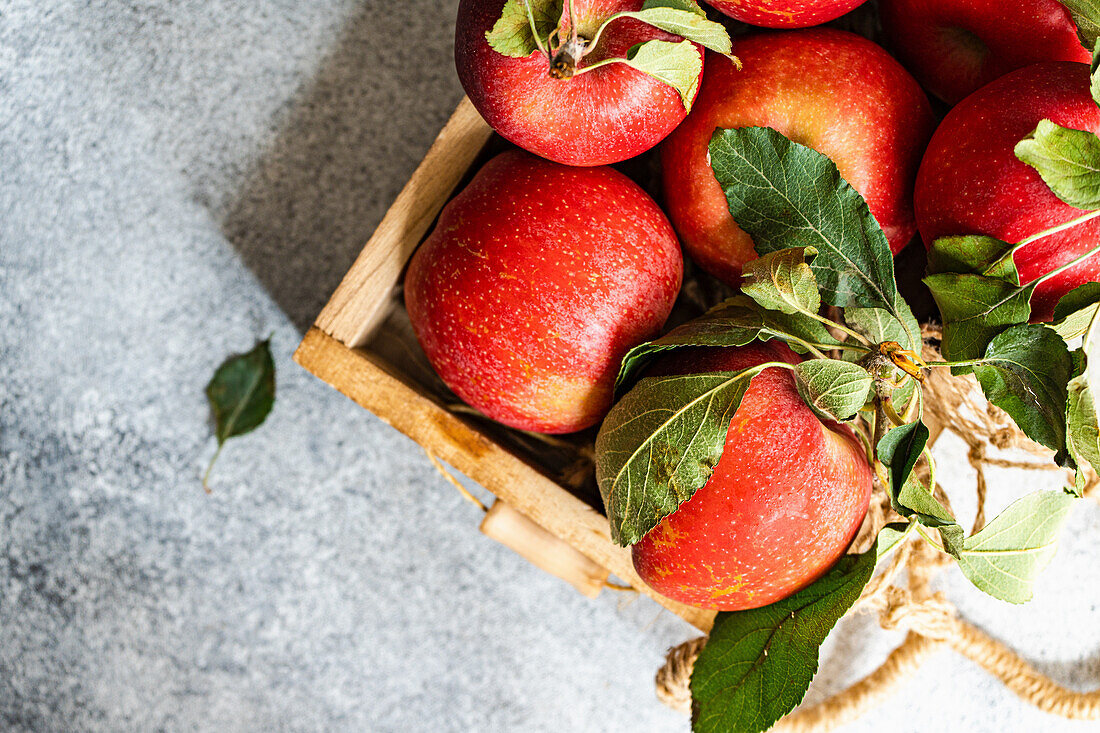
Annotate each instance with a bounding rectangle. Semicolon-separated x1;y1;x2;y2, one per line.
293;327;715;631
315;96;494;348
480;499;608;598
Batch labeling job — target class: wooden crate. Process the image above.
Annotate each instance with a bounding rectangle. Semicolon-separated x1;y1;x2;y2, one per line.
293;97;714;631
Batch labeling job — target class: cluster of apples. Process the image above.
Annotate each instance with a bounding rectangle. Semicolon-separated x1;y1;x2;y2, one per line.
405;0;1099;611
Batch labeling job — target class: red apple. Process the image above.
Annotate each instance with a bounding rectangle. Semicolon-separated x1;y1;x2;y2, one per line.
404;150;683;434
660;30;933;286
880;0;1089;105
455;0;709;166
631;341;873;611
704;0;866;28
915;62;1100;322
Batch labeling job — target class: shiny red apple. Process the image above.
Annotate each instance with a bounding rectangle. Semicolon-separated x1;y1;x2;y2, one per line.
705;0;866;28
631;341;873;611
660;29;933;286
404;150;683;434
455;0;709;166
915;62;1100;322
880;0;1089;105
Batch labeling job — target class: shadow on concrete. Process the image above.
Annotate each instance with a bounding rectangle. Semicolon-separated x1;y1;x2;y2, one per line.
220;2;464;332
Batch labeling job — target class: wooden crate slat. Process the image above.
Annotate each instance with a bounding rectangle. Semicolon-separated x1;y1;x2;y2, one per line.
294;327;715;631
316;96;494;348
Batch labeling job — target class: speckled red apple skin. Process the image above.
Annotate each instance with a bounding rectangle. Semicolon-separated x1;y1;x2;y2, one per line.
660;31;933;286
455;0;705;166
915;62;1100;322
404;151;683;434
705;0;867;28
880;0;1088;105
631;341;873;611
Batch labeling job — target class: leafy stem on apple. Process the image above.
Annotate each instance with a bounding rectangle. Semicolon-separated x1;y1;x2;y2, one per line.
486;0;736;110
595;122;1091;733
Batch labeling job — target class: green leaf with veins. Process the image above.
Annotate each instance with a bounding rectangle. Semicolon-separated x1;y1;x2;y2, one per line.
1052;282;1100;340
1091;37;1100;105
204;338;276;490
1065;298;1100;494
973;324;1073;455
1059;0;1100;47
876;523;911;561
641;0;706;14
876;420;962;554
690;547;876;733
741;247;820;316
485;0;562;57
1066;354;1100;495
1015;119;1100;209
615;295;840;396
618;40;702;110
845;306;920;351
708;127;919;350
613;4;733;56
927;234;1019;281
843;306;918;406
956;489;1077;603
876;421;934;517
793;359;872;422
596;365;774;545
615;299;766;396
923;272;1034;371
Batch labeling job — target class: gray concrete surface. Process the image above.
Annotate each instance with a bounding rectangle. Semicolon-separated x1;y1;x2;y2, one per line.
2;1;1099;731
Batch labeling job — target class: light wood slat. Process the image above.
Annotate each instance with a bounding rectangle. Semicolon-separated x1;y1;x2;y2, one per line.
316;96;494;347
480;499;609;598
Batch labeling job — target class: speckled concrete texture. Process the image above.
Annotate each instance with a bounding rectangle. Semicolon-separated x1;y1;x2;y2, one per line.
2;1;1099;731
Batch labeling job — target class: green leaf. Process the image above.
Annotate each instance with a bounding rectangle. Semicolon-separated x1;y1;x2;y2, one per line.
691;548;876;733
956;490;1077;603
876;421;929;510
614;4;733;56
973;324;1073;454
895;480;953;526
615;299;765;396
620;39;703;110
485;0;562;58
1015;119;1100;209
596;365;773;545
1052;282;1100;340
1066;360;1100;495
641;0;706;14
845;307;920;352
875;421;965;557
204;338;277;490
1065;298;1100;493
875;421;962;554
876;522;911;560
927;234;1019;282
614;296;841;396
793;359;872;422
843;306;919;407
1059;0;1100;49
709;127;904;312
923;272;1034;370
741;247;820;316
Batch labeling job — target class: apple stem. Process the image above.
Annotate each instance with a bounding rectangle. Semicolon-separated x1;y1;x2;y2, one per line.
985;209;1100;277
806;310;873;347
1032;237;1100;288
1010;208;1100;256
872;396;889;454
549;38;586;79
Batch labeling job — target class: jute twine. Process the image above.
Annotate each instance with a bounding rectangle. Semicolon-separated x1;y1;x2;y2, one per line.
654;325;1100;726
